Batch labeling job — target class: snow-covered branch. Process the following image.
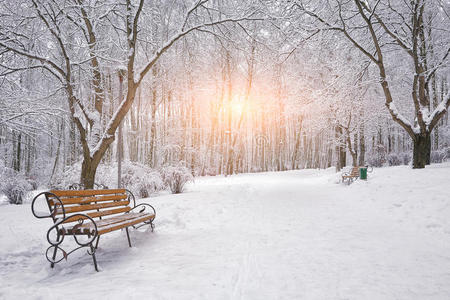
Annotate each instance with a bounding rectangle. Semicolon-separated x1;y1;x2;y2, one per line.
428;91;450;131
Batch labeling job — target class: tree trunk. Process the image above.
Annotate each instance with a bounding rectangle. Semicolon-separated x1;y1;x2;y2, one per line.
412;133;431;168
129;96;138;161
50;124;62;183
117;120;123;188
340;146;346;169
346;135;357;167
292;117;302;169
80;157;100;189
225;52;233;176
335;126;346;171
335;126;341;172
26;135;32;175
148;89;157;167
359;127;365;166
15;133;21;172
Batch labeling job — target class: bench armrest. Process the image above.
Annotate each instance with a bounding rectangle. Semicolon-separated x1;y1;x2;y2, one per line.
130;203;156;220
31;192;66;220
125;189;156;219
32;192;99;246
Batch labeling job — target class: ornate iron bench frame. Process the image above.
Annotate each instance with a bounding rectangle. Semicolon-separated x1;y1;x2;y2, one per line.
342;166;360;184
31;189;155;272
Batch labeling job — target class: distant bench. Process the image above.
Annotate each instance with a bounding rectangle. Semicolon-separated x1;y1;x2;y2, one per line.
31;188;155;271
341;166;360;184
341;166;372;184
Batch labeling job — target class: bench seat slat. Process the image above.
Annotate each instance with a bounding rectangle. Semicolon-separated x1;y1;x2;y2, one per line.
81;212;154;230
56;200;129;214
60;206;131;223
49;194;128;205
97;214;154;235
60;213;154;235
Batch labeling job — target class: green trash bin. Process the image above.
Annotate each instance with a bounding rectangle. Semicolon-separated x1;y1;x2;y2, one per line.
359;167;368;180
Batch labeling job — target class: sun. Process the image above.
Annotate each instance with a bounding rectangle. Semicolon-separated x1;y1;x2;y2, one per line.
232;102;244;114
230;94;246;115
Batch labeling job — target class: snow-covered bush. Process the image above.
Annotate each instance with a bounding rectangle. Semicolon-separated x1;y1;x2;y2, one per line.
27;177;39;190
118;162;164;198
444;147;450;161
400;152;411;165
52;163;82;189
430;150;446;163
368;144;387;167
161;165;194;194
376;152;410;167
54;161;164;198
368;156;384;168
387;153;402;166
0;166;32;204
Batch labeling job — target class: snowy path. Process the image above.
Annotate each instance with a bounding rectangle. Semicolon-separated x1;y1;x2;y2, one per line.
1;164;450;299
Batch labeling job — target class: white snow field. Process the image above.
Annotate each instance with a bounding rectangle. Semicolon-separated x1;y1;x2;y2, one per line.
1;163;450;300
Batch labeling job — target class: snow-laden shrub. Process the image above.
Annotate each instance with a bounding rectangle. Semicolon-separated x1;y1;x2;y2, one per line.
387;153;402;166
368;144;387;167
161;165;194;194
52;163;82;189
430;150;446;163
430;147;450;163
400;152;411;165
27;178;38;190
54;161;164;198
0;166;32;204
369;150;412;167
368;156;384;168
203;167;218;176
118;162;164;198
444;147;450;161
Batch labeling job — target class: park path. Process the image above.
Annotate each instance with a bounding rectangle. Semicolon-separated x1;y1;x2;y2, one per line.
1;166;450;299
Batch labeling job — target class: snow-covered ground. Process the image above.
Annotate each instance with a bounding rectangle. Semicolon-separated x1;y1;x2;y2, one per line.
1;163;450;299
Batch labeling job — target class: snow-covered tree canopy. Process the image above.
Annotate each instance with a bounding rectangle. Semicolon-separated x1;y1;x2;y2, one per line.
0;0;449;190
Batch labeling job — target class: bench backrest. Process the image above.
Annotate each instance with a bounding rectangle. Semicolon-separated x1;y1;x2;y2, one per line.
46;189;132;224
350;167;359;175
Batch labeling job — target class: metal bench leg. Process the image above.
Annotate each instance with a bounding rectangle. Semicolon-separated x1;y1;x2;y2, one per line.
50;232;59;268
95;236;101;250
89;243;99;272
125;227;132;247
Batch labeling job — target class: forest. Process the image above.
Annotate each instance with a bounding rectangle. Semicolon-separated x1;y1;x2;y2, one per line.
0;0;449;204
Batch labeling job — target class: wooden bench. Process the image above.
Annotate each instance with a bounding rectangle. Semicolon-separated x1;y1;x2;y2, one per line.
31;188;155;271
341;166;360;184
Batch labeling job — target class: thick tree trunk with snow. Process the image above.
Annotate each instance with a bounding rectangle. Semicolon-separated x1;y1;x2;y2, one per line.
80;158;98;189
412;133;431;169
